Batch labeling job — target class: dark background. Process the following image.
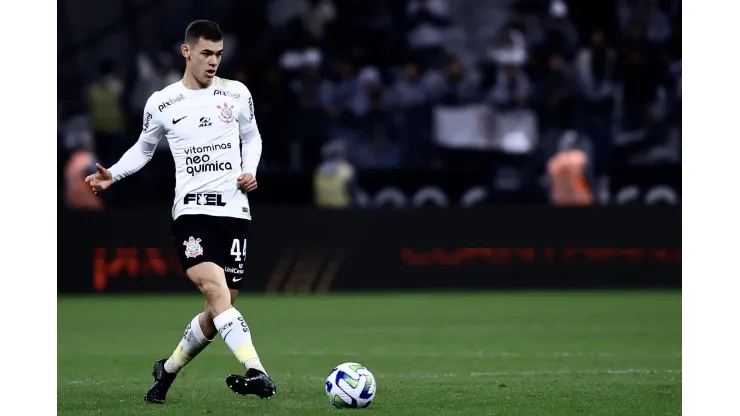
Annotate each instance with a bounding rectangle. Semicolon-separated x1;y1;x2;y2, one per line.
57;0;681;293
58;207;680;293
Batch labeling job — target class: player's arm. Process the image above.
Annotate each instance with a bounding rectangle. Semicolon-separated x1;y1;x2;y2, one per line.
236;85;262;192
107;95;165;183
85;94;164;194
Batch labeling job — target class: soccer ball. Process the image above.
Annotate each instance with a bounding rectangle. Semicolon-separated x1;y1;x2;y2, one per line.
325;362;376;408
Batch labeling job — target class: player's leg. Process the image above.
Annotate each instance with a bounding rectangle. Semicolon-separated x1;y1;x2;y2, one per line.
146;215;230;404
218;219;275;398
146;264;236;404
158;290;240;379
199;289;238;338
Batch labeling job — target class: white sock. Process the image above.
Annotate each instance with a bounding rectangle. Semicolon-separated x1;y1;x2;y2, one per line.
164;313;214;374
213;307;267;374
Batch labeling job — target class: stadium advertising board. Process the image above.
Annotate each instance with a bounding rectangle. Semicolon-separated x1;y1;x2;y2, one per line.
58;207;681;293
108;166;680;207
254;166;681;207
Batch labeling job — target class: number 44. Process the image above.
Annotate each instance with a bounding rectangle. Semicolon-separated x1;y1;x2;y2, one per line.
230;239;248;261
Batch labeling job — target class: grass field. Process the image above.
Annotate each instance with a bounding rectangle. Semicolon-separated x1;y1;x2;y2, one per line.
58;291;681;415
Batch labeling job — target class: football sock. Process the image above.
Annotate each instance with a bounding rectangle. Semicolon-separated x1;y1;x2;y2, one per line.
213;307;267;375
164;313;214;374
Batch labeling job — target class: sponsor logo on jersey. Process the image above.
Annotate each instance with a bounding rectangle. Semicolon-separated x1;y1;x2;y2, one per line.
142;112;153;132
214;89;241;100
184;142;232;155
185;155;233;176
184;193;226;206
217;102;235;124
224;266;245;275
247;96;254;122
158;93;185;112
199;117;212;127
183;142;234;175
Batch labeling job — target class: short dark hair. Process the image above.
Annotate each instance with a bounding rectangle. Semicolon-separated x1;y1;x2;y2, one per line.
184;20;223;45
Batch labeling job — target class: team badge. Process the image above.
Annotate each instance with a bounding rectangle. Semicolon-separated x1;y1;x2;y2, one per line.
183;236;203;258
217;102;235;124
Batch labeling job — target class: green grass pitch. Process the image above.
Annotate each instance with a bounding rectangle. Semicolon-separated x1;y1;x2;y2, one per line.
58;291;681;415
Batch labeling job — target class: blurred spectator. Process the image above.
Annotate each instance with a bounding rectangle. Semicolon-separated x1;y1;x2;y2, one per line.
534;54;582;144
391;59;432;108
487;64;538;156
291;60;330;169
64;146;104;211
255;67;298;171
57;0;682;207
489;28;528;68
488;65;532;110
354;72;401;169
268;0;307;28
313;140;357;208
130;52;181;115
321;58;362;120
406;0;451;66
537;1;580;60
279;29;323;77
87;59;126;166
302;0;337;40
389;59;434;167
425;54;480;106
615;102;679;165
546;131;594;206
576;29;618;167
129;52;181;152
665;13;681;124
563;0;619;49
617;24;662;131
638;0;672;45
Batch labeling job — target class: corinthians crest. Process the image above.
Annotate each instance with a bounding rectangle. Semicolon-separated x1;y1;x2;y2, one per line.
183;236;203;258
217;102;235;124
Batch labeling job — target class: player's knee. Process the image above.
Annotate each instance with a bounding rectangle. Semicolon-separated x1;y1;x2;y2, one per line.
201;279;230;304
192;273;230;314
187;263;228;299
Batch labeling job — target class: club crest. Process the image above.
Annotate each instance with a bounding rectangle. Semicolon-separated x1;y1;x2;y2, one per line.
217;102;235;124
183;236;203;258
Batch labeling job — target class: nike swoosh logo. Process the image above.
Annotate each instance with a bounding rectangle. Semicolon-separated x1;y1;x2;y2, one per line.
173;116;187;124
232;276;243;282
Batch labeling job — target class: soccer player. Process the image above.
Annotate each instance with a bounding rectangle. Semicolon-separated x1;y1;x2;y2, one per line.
84;20;276;404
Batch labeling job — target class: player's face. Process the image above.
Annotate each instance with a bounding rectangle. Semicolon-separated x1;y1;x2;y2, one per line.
183;38;224;84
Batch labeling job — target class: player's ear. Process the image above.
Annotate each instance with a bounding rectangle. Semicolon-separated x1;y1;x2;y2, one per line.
181;44;190;60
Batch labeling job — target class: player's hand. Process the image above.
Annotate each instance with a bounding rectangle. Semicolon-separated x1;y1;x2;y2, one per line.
237;173;257;192
85;163;113;196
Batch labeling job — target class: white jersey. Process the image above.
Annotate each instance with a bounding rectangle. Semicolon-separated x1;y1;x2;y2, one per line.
108;77;262;220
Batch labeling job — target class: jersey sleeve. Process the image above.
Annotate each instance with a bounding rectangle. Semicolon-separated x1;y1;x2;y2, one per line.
237;84;262;176
107;94;164;183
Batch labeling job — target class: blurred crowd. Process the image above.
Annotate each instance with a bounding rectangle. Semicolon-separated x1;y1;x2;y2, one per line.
59;0;681;207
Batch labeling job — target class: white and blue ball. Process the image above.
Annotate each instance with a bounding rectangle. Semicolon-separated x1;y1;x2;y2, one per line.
325;362;377;408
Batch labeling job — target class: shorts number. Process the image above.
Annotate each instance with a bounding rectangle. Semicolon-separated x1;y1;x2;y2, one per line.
230;239;248;261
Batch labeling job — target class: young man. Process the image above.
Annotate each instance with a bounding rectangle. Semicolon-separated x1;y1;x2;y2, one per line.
85;20;277;404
